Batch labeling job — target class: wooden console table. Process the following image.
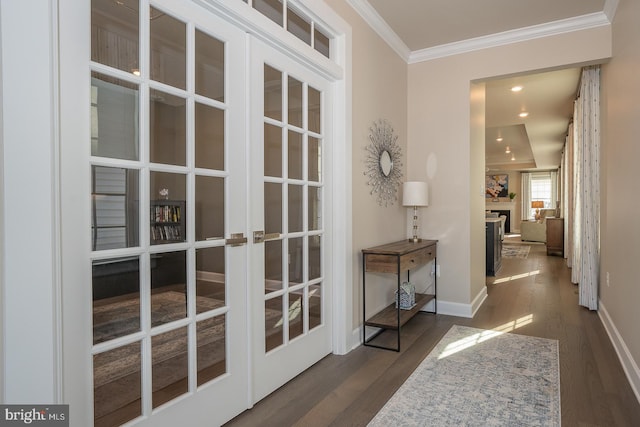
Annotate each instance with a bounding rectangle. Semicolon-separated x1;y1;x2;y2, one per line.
362;239;437;352
546;218;564;256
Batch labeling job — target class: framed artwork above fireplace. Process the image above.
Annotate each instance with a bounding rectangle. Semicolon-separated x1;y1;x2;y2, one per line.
486;174;508;198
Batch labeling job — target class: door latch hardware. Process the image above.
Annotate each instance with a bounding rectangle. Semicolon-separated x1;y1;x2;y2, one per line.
253;231;281;243
226;233;247;247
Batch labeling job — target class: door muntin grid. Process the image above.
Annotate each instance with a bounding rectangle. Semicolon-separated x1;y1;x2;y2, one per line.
90;1;234;423
263;63;324;353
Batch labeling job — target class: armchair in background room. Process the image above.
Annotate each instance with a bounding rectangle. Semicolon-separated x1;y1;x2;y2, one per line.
520;209;556;243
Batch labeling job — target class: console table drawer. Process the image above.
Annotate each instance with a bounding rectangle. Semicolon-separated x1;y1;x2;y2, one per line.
400;246;436;271
364;244;436;273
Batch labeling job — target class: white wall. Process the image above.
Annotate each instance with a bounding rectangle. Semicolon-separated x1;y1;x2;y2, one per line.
600;0;640;400
469;82;487;312
407;26;612;315
325;0;409;335
0;1;4;404
1;0;60;402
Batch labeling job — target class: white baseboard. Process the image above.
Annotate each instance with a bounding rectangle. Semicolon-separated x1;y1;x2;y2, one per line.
437;286;488;318
598;300;640;405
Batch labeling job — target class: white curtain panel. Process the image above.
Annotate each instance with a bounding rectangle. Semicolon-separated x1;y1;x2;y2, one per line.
562;127;572;264
521;172;531;220
550;170;558;212
571;66;600;310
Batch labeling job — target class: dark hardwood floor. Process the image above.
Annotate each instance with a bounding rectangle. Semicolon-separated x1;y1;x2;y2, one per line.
226;243;640;427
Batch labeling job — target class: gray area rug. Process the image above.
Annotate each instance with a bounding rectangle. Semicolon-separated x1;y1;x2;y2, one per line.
502;244;531;258
368;325;560;426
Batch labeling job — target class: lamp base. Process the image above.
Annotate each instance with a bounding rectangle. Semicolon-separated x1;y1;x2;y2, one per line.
408;237;422;243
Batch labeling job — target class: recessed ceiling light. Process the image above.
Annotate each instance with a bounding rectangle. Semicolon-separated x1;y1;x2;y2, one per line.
505;146;511;154
519;112;529;118
496;137;503;142
511;154;516;161
511;85;523;92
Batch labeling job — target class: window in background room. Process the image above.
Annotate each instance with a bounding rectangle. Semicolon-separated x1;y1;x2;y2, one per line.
529;173;552;218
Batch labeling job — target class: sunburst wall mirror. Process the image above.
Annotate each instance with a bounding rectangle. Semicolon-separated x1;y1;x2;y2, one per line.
364;119;403;206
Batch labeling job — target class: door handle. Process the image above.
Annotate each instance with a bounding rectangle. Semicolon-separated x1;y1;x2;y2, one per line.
226;232;247;247
253;230;281;243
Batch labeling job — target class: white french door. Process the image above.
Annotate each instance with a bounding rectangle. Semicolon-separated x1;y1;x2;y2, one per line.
61;1;336;425
75;1;250;426
249;37;333;403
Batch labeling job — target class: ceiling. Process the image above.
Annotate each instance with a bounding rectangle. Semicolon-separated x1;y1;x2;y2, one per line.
351;0;614;170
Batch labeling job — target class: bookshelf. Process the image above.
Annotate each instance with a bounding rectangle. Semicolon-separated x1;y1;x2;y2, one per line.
150;200;186;244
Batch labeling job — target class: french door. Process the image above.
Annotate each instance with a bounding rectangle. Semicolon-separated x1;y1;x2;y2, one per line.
63;1;335;425
86;1;248;426
249;38;333;403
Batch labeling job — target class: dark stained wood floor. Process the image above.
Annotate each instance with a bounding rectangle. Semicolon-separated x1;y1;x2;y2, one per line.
225;243;640;427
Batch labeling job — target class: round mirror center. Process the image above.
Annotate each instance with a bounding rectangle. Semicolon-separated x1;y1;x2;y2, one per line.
380;150;392;177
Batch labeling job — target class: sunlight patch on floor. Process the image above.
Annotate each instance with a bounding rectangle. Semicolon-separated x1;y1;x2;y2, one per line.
493;314;534;333
492;270;540;284
438;314;534;359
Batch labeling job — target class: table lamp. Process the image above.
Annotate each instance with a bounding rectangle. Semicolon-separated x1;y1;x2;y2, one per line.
402;181;429;243
531;200;544;220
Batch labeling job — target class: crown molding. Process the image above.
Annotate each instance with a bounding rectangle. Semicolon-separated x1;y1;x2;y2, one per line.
408;12;611;64
346;0;613;65
603;0;619;21
345;0;411;62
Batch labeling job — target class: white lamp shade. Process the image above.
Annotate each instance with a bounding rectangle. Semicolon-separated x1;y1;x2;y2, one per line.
402;181;429;207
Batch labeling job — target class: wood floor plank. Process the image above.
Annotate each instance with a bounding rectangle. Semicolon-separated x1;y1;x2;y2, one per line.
226;241;640;427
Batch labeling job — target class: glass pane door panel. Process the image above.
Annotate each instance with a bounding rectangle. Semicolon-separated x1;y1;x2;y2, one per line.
92;257;141;345
195;176;225;241
287;8;311;45
197;315;227;386
253;0;283;26
264;65;282;121
195;29;225;102
92;166;139;250
150;90;186;166
287;130;303;180
91;73;139;160
288;185;303;233
308;283;322;330
288;237;303;285
314;29;330;58
308;235;321;280
308;137;321;182
195;103;224;170
150;8;186;89
308;186;321;231
308;86;321;134
93;341;141;427
152;326;188;408
288;289;304;340
265;296;284;352
264;240;283;294
264;183;282;234
91;0;139;74
196;246;226;312
150;172;186;245
264;124;282;178
150;251;187;327
288;76;302;127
